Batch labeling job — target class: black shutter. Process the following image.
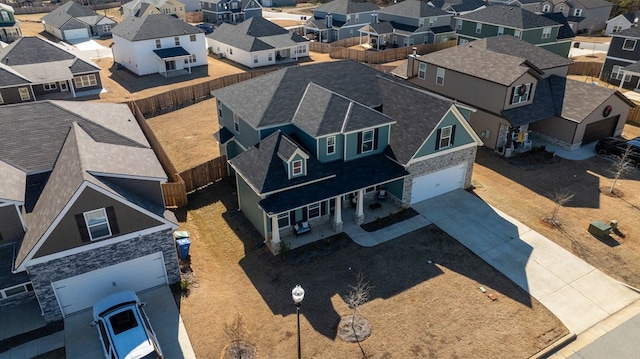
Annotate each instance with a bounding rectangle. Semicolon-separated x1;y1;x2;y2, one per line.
75;214;90;243
373;128;379;150
357;132;362;154
435;128;441;150
321;201;327;216
510;86;516;104
105;206;120;236
289;211;295;226
302;208;308;221
451;125;456;146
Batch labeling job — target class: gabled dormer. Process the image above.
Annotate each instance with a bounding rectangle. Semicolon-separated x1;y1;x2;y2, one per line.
277;135;309;180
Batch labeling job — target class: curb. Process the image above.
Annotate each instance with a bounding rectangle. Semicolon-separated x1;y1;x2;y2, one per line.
529;331;576;359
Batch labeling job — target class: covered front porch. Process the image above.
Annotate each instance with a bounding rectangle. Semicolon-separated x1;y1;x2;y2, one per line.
153;47;193;77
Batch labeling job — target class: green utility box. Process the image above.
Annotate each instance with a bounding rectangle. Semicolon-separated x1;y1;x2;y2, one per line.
588;220;611;239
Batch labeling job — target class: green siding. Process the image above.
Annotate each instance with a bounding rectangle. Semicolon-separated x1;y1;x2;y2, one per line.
456;107;473;121
292;129;317;157
415;111;474;158
0;10;15;26
385;178;404;200
317;135;344;163
539;41;571;57
521;28;559;45
344;125;390;161
260;124;294;141
218;102;260;148
237;176;266;238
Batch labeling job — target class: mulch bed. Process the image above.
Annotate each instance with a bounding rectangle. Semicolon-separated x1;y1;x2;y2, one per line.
507;146;562;170
360;208;419;232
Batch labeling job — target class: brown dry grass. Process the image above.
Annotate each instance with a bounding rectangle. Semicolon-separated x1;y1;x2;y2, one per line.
175;182;567;359
472;124;640;289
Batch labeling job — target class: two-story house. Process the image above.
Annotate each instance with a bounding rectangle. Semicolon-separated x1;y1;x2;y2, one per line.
121;0;186;21
600;26;640;90
428;0;486;15
0;3;21;43
206;16;309;68
510;0;612;33
0;100;180;322
200;0;262;25
397;36;633;152
303;0;379;43
605;12;640;35
0;37;103;105
111;14;207;77
455;6;573;57
213;61;482;252
358;0;455;49
41;1;116;41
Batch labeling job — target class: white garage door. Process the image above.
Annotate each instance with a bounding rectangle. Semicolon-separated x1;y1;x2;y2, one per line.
411;164;466;204
64;28;90;41
52;252;167;316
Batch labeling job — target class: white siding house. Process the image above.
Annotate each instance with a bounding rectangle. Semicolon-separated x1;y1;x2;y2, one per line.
111;14;207;76
605;13;637;35
206;16;309;68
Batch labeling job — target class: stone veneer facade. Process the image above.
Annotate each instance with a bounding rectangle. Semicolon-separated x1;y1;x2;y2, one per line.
401;146;477;208
27;228;180;322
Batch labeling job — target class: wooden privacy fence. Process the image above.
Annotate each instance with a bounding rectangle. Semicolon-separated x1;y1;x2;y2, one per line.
132;70;275;118
13;1;121;14
627;106;640;125
179;157;228;193
567;61;602;77
128;102;188;208
310;40;456;64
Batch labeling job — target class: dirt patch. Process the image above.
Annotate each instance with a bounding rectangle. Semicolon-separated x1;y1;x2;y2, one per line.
472;124;640;288
175;181;567;358
337;315;371;343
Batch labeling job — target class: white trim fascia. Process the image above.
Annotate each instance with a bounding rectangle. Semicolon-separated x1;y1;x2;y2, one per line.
535;39;572;47
409;142;478;164
88;172;167;182
449;105;484;144
604;55;637;64
457;18;562;32
610;34;640;41
229;165;266;198
342;122;396;135
606;15;628;24
286;148;310;163
0;200;22;207
341;102;354;133
261;174;336;197
24;224;173;268
16;203;26;232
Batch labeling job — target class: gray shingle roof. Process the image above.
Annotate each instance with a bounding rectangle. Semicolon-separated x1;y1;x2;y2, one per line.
209;16;307;52
472;36;573;71
541;12;575;39
0;160;25;203
379;0;450;18
417;40;538;86
615;25;640;38
316;0;379;14
41;1;104;28
501;78;556;126
0;36;74;65
212;60;399;129
573;0;613;9
430;0;485;13
111;14;201;41
0;63;29;87
548;76;620;123
456;6;561;29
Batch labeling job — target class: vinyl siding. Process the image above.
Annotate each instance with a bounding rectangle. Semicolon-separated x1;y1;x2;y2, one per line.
414;110;474;158
237;175;266;237
0;205;24;244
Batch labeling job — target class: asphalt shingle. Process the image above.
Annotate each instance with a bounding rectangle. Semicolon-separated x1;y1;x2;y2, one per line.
456;6;561;29
380;0;450;18
315;0;379;15
111;14;201;42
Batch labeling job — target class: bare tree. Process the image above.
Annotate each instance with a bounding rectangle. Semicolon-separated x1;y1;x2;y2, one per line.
609;145;635;194
224;312;252;359
548;188;575;226
344;273;373;359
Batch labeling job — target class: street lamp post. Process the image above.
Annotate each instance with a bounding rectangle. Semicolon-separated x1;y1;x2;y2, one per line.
291;285;305;359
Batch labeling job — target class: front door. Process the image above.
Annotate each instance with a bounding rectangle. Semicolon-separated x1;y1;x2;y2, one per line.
165;60;176;71
59;81;68;92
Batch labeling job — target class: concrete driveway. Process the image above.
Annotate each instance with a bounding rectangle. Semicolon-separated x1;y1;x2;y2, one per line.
64;285;195;359
413;189;640;335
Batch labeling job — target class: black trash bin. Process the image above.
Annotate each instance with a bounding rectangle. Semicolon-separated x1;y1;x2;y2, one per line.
573;42;580;48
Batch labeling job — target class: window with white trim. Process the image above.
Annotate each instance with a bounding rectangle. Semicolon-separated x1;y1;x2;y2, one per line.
84;208;111;240
497;26;504;36
277;212;290;228
613;25;623;33
253;54;258;63
0;11;9;22
268;53;273;61
456;19;462;30
308;203;320;219
44;83;57;91
574;8;582;16
418;62;426;79
475;23;482;34
459;38;469;44
174;36;180;46
74;74;97;88
292;159;303;176
439;126;453;149
623;39;637;51
233;113;239;132
511;83;532;104
327;136;336;155
514;30;522;39
1;282;33;299
559;5;565;13
102;24;112;33
542;27;551;39
217;100;223;118
18;87;30;100
0;92;4;104
542;3;550;12
155;39;161;48
429;17;435;26
361;129;374;153
436;67;445;86
419;18;425;28
611;65;631;82
190;34;196;42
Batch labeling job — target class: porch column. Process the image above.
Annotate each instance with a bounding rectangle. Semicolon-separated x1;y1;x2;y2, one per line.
332;195;343;232
618;73;624;91
271;215;281;245
69;80;76;98
354;189;364;225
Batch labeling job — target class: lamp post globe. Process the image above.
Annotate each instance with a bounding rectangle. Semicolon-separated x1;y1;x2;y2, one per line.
292;285;305;359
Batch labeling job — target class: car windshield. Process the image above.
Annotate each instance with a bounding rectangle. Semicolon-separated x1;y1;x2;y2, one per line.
109;309;139;335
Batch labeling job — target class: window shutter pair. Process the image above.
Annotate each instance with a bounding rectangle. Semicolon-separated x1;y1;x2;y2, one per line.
75;206;120;243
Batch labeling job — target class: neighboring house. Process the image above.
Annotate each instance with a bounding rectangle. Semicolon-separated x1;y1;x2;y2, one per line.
428;0;486;15
0;3;21;43
121;0;186;21
605;12;639;35
212;60;482;252
455;6;573;57
359;0;455;49
600;26;640;90
41;1;116;41
206;16;309;68
396;36;633;152
0;100;180;322
0;36;102;105
261;0;296;7
303;0;379;43
200;0;262;25
509;0;612;33
111;14;207;76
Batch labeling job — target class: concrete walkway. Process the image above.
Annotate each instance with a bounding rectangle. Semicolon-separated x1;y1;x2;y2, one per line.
348;189;640;335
